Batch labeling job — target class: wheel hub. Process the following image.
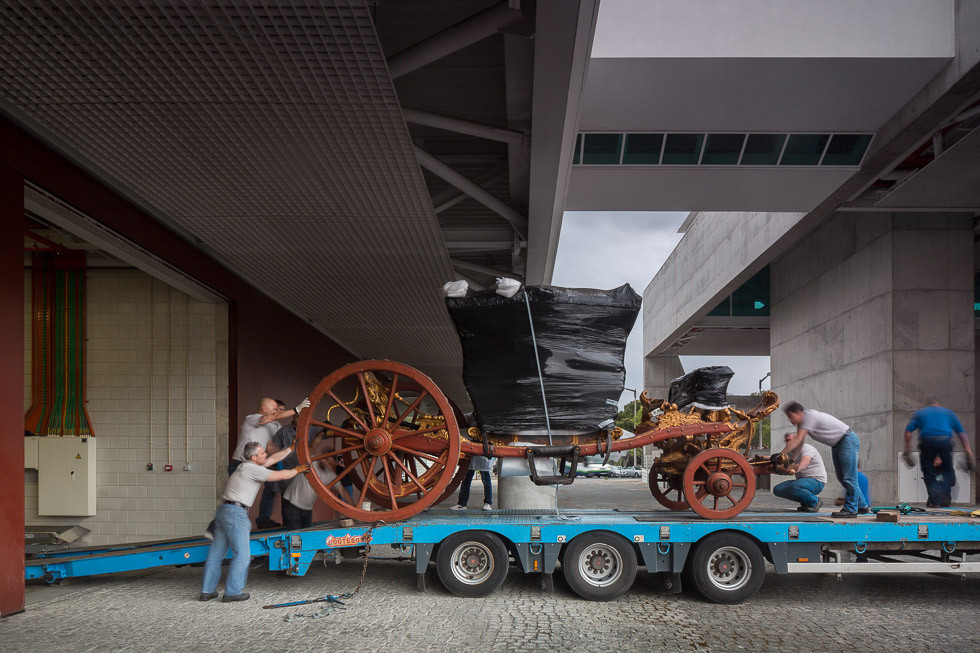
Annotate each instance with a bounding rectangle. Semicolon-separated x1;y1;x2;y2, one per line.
364;428;393;455
589;554;609;573
706;471;731;496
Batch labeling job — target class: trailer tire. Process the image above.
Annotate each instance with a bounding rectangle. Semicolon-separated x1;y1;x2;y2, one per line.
436;531;509;597
561;531;637;601
688;532;764;604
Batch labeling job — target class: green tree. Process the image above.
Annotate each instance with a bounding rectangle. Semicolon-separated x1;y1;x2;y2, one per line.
615;399;642;432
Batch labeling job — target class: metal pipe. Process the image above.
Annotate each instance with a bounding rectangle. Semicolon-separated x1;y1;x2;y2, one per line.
387;1;525;79
403;108;526;145
414;146;528;238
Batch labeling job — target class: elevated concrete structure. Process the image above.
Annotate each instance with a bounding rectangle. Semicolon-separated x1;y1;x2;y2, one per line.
770;213;974;501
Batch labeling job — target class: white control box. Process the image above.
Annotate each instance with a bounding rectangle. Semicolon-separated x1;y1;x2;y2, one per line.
898;451;971;504
37;436;97;516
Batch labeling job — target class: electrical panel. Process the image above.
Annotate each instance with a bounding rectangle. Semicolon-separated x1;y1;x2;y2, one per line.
37;437;97;516
24;436;39;469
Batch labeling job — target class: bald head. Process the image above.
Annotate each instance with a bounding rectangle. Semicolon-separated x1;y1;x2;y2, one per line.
259;397;278;415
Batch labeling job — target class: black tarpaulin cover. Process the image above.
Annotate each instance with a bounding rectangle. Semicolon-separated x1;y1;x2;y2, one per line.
445;284;641;434
668;366;734;411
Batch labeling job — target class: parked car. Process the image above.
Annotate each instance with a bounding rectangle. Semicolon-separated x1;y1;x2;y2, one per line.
616;466;642;478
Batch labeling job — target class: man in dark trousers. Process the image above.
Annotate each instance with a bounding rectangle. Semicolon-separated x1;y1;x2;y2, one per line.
903;400;975;507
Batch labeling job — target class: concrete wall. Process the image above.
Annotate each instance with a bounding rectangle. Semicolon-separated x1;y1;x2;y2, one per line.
643;211;804;358
24;269;222;545
770;212;974;502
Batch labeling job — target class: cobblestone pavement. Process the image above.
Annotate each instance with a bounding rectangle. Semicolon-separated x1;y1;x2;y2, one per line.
5;480;980;652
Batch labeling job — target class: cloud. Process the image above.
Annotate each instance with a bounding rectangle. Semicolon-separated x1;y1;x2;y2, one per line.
553;211;687;405
553;212;771;403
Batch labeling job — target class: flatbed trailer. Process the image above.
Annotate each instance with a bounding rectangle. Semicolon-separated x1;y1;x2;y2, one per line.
25;507;980;603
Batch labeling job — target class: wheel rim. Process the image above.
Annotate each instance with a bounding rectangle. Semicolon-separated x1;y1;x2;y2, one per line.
704;546;752;591
682;448;756;519
296;361;460;521
577;544;624;587
449;541;495;585
649;465;689;510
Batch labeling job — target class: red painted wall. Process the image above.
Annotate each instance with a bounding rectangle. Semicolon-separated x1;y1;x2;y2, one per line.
0;115;356;451
1;117;356;601
0;164;26;616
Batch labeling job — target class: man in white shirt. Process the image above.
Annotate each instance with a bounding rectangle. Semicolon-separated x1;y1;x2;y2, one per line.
281;459;343;530
200;441;308;603
781;401;868;519
228;396;309;528
772;432;828;512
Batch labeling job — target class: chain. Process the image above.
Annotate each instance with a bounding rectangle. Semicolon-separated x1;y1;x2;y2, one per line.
282;524;376;623
337;524;374;599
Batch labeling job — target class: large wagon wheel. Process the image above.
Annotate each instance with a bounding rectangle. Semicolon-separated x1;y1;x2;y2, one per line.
682;448;755;519
340;402;472;509
648;463;689;510
295;360;460;522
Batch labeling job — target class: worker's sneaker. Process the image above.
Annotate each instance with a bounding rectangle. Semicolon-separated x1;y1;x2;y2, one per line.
831;509;857;519
221;592;250;602
482;503;492;511
449;504;467;511
857;506;871;515
801;499;822;513
199;591;219;601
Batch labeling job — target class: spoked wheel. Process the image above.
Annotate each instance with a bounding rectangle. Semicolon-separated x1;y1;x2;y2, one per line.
682;448;756;519
648;463;707;510
295;360;460;521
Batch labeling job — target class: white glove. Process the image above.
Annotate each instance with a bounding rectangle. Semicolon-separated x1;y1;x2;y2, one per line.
901;450;916;468
495;277;521;298
441;280;468;298
295;398;310;413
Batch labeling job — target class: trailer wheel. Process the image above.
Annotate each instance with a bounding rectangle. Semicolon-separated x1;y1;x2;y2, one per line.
436;531;509;598
561;531;637;601
688;532;764;604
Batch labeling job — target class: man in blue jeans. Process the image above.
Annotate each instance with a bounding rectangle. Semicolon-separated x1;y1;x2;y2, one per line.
781;401;868;519
772;432;827;512
200;441;308;603
903;400;975;507
450;455;494;511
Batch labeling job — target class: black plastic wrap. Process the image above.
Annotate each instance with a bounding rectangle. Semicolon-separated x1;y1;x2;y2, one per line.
667;366;733;410
445;284;640;434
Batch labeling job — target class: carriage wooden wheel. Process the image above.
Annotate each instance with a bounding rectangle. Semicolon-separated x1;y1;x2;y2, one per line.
295;360;461;522
648;462;707;511
682;448;756;519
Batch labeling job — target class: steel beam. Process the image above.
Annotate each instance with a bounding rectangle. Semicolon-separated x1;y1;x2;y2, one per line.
403;108;526;145
445;241;514;251
387;2;526;80
450;257;523;281
431;161;509;214
414;146;528;238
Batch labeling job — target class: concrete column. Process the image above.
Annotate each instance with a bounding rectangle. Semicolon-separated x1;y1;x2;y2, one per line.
642;355;683;466
643;354;684;399
770;212;974;503
0;165;24;616
498;475;558;510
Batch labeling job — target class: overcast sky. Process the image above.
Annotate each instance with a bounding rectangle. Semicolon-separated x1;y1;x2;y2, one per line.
552;211;770;405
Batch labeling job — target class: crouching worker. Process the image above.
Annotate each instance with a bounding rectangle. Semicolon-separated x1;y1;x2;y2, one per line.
772;432;827;512
281;458;344;530
200;441;308;603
